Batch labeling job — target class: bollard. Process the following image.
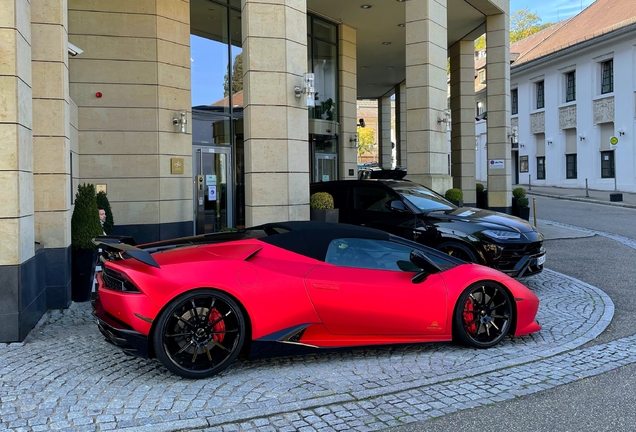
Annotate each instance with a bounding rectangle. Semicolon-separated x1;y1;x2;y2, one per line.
585;178;589;197
528;175;532;191
533;197;537;228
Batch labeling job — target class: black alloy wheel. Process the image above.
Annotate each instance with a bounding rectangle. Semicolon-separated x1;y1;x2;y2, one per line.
153;289;245;379
453;281;513;348
436;241;478;263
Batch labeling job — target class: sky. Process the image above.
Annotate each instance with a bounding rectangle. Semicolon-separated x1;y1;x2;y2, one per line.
511;0;596;24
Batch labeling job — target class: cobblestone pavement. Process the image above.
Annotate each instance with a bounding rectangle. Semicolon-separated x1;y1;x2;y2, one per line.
0;267;613;432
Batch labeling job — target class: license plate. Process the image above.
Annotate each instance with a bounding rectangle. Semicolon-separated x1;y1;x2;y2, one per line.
537;254;546;266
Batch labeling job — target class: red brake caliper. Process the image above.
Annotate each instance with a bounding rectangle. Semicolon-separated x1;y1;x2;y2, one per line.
209;308;226;342
463;298;476;334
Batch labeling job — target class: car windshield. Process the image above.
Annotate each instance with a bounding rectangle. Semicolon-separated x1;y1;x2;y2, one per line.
395;185;456;213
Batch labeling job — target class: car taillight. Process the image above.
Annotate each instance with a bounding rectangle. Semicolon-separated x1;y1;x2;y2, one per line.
102;267;141;293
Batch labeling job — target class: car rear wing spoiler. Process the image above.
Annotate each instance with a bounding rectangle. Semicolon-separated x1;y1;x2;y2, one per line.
92;236;161;269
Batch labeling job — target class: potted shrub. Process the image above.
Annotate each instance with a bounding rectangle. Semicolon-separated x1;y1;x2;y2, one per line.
512;187;526;216
444;188;463;207
516;197;530;221
96;191;115;235
71;184;104;302
476;183;487;209
310;192;339;223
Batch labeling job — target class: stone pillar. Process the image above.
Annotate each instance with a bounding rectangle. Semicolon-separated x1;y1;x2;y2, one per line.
68;0;193;243
0;0;36;341
486;12;511;212
31;0;72;309
405;0;451;193
379;95;393;169
338;24;357;179
396;82;407;168
243;0;309;225
449;39;476;206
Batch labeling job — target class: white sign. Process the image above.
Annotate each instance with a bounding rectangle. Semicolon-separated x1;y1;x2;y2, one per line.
322;174;330;182
489;159;505;169
206;175;216;185
208;185;217;201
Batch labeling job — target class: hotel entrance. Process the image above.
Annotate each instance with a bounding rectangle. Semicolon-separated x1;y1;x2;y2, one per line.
310;119;339;183
193;146;233;234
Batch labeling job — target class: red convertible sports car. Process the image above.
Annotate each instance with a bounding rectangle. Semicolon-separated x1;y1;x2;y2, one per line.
92;221;541;379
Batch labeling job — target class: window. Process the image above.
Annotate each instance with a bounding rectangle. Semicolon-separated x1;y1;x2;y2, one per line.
353;187;399;212
565;71;576;102
566;154;577;179
511;89;518;115
536;81;545;109
477;101;484;116
601;151;615;178
478;69;486;84
601;60;613;94
536;156;545;180
325;238;415;271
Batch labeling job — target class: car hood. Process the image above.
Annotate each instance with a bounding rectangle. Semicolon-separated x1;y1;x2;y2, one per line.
423;207;537;234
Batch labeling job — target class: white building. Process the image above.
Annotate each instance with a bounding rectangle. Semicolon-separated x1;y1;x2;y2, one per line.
477;0;636;192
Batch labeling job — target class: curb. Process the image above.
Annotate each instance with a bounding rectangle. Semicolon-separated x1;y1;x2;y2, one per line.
527;191;636;209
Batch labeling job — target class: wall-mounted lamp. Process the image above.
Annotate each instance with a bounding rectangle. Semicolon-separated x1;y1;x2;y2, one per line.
508;126;519;144
437;109;451;132
294;72;315;107
547;138;553;145
349;132;359;148
358;118;366;128
520;143;525;148
618;127;626;136
173;111;187;133
579;133;586;141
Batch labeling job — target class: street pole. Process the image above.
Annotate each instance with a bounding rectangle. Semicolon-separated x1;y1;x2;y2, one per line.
533;197;537;228
528;175;532;191
585;178;589;197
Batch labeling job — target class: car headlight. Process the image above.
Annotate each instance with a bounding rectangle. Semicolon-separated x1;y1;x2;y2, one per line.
483;229;521;240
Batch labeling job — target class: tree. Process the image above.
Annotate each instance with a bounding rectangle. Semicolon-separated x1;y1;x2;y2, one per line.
510;8;552;43
357;127;375;157
223;53;243;97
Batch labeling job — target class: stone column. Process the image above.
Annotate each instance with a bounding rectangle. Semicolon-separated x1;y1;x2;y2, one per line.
338;24;357;179
0;0;36;342
449;39;476;206
486;12;511;212
31;0;72;309
243;0;309;225
68;0;192;243
405;0;451;193
378;95;393;169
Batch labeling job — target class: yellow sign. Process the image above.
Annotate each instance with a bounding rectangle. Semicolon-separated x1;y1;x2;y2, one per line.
170;158;184;174
610;136;619;146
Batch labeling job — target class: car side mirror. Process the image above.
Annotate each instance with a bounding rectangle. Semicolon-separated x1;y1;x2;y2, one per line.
387;200;407;212
409;250;442;284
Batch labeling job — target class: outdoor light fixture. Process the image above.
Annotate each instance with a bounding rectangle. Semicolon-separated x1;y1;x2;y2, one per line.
173;111;187;133
350;132;359;148
294;73;315;107
618;127;626;136
437;109;451;129
547;138;553;145
579;133;586;141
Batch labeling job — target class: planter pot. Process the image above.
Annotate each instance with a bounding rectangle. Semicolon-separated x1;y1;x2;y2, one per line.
518;207;530;221
610;193;623;202
449;199;463;208
72;248;99;302
310;208;339;223
511;197;519;216
476;190;488;209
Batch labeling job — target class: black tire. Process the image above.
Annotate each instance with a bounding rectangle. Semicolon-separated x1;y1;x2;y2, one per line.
436;241;479;263
453;281;514;348
153;289;246;379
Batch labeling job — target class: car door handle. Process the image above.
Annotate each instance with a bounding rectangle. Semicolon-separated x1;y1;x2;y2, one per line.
311;283;340;291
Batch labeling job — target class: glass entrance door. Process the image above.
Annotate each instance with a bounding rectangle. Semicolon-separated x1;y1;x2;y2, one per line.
193;146;233;234
314;153;337;183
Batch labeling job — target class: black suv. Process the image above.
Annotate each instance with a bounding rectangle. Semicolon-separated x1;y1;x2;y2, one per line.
310;179;545;278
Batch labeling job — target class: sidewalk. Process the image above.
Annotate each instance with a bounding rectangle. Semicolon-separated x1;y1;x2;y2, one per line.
521;184;636;209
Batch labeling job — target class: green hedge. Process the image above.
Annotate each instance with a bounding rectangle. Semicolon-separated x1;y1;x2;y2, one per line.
71;184;104;250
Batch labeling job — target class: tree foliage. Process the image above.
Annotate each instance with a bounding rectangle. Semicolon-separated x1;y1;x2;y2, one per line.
71;184;103;250
223;53;243;98
474;8;552;48
357;127;375;157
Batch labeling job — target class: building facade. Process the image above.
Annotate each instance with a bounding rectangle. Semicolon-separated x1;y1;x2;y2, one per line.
0;0;512;342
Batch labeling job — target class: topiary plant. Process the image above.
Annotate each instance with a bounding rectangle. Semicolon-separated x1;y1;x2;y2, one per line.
516;197;529;208
444;188;463;203
71;184;104;250
96;191;115;235
512;187;527;199
476;183;484;193
310;192;334;210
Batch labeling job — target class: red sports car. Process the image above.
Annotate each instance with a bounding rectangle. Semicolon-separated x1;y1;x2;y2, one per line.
92;221;541;379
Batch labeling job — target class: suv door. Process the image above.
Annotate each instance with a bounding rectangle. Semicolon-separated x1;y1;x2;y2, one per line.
350;185;416;240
